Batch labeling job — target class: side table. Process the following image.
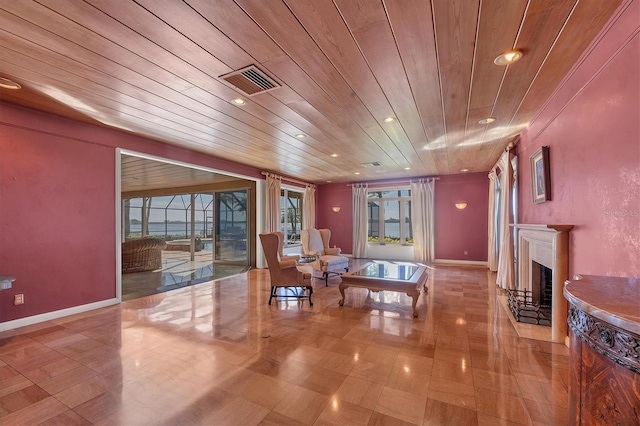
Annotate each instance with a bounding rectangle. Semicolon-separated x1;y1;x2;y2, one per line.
299;254;318;264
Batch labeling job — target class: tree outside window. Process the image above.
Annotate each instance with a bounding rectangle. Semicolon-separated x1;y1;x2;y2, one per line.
280;189;303;246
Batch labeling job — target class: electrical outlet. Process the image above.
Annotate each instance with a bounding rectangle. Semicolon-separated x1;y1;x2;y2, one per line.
14;294;24;305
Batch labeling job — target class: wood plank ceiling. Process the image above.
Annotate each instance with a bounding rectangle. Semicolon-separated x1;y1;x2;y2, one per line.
120;154;245;195
0;0;622;184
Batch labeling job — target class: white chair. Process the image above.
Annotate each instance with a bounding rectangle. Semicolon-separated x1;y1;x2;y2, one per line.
301;228;349;286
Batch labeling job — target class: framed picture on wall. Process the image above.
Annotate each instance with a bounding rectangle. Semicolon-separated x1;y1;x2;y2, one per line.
530;146;551;203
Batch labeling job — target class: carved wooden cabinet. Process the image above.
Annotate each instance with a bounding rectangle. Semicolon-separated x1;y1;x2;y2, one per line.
564;275;640;425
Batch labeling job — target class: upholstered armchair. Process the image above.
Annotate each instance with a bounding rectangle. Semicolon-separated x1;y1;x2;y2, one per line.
259;232;314;305
274;231;300;262
302;229;341;256
301;228;349;286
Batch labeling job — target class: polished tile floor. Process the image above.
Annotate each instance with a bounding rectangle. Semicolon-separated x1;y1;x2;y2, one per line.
122;249;250;301
0;260;569;425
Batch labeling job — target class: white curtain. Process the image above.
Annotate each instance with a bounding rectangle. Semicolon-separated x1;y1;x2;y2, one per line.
487;169;498;271
410;179;435;263
265;174;281;232
352;184;368;258
303;184;315;230
496;152;515;290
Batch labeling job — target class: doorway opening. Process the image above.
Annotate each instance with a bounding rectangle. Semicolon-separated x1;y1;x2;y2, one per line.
119;152;256;301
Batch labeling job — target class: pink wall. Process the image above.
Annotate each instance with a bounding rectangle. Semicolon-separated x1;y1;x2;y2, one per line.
517;0;639;277
316;183;353;253
0;103;263;323
434;173;489;261
317;174;489;261
1;124;115;321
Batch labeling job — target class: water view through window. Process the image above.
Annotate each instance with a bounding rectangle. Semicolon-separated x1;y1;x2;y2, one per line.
367;189;413;244
123;190;249;264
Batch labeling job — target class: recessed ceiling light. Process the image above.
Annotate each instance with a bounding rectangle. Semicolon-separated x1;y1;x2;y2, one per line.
404;167;411;170
478;117;496;125
355;172;360;175
331;153;338;157
0;77;21;90
460;168;470;173
295;134;305;139
231;98;246;105
494;50;522;65
383;116;395;123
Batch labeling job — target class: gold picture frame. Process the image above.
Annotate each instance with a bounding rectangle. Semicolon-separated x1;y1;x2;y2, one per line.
530;146;550;204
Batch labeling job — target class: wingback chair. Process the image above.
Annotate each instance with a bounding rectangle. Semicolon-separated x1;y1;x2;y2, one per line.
274;231;299;262
259;232;314;305
301;228;349;286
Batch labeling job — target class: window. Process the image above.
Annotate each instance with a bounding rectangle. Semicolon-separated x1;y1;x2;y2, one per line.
281;189;303;246
367;189;412;244
123;194;213;239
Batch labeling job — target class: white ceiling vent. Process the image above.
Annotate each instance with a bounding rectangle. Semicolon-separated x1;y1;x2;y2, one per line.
361;161;383;168
219;65;280;96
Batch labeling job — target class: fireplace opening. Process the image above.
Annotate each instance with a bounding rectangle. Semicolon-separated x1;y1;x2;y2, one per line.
533;262;553;308
507;261;552;326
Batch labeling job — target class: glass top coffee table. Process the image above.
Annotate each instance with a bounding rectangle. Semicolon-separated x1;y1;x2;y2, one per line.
338;261;428;317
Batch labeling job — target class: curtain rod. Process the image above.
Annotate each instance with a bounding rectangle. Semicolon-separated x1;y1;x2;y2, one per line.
347;177;440;186
261;171;315;187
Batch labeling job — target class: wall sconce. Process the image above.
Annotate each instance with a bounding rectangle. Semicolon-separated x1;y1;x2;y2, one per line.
332;206;341;212
455;203;467;210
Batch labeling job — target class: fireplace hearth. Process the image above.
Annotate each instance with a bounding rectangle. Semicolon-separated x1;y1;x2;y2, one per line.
512;224;573;343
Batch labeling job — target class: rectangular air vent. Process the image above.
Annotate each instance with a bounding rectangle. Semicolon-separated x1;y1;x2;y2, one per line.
219;65;280;96
361;161;383;168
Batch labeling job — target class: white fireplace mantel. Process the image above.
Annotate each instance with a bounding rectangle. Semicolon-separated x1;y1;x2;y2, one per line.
513;224;573;343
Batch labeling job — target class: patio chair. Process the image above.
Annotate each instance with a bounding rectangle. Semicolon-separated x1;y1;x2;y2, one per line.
259;232;314;305
301;228;349;286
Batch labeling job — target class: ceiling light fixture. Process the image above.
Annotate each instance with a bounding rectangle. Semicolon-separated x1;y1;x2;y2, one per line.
0;77;21;90
383;116;395;123
404;167;411;170
478;117;496;125
331;153;338;157
231;98;246;105
494;50;522;65
355;172;360;175
295;134;305;139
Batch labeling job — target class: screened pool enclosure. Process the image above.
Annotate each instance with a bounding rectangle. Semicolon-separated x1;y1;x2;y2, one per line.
122;190;249;264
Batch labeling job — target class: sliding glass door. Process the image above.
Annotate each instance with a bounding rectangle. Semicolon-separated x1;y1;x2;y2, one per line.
214;190;249;264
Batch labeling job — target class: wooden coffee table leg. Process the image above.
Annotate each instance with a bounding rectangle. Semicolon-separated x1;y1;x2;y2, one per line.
408;289;420;317
338;283;347;306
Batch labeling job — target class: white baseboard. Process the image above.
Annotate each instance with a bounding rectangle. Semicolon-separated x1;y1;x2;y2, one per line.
433;259;488;267
0;298;120;332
